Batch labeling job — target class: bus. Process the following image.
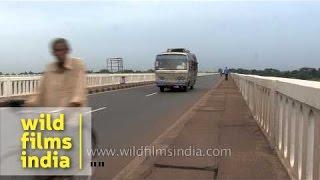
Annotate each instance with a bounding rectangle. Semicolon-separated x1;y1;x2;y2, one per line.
155;48;198;92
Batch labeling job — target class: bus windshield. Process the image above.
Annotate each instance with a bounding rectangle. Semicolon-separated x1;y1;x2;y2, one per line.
155;54;187;70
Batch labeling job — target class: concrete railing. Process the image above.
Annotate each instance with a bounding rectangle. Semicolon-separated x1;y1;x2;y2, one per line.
86;73;155;88
232;73;320;180
0;74;155;99
0;72;215;99
198;72;216;76
0;76;42;98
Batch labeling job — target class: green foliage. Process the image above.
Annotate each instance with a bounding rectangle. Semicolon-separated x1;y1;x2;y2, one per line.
96;69;110;73
230;67;320;81
121;69;135;73
145;69;155;73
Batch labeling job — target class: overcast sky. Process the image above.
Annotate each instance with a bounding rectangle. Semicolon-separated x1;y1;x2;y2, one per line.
0;1;320;73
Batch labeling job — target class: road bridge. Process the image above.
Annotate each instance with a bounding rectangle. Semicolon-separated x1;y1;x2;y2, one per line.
0;73;319;180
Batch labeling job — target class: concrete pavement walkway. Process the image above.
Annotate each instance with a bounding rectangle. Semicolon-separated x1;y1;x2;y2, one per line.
133;78;289;180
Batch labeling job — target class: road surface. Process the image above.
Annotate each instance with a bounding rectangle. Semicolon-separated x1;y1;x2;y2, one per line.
88;74;220;179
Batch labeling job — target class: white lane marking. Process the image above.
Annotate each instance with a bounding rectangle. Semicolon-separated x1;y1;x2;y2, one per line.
86;106;108;114
145;92;157;97
49;109;64;113
13;107;107;115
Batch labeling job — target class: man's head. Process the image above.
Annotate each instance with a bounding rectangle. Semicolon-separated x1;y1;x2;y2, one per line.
51;38;70;62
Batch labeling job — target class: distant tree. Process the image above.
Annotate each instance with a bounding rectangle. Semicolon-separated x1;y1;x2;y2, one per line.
261;68;281;76
121;69;134;73
230;67;320;81
19;71;28;75
97;69;111;73
146;69;155;73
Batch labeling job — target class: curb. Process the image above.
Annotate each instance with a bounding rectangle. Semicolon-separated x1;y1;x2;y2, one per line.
87;81;154;94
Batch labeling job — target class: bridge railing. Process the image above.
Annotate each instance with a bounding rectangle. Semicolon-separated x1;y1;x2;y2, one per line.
0;76;42;98
232;73;320;180
86;73;155;88
0;72;215;99
0;74;155;98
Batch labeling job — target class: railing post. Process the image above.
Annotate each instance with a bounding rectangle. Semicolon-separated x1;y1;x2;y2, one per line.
5;78;12;97
312;110;320;180
269;80;278;149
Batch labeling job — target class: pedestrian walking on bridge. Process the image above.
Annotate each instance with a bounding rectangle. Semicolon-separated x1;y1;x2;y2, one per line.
27;38;87;107
223;67;229;81
25;38;91;180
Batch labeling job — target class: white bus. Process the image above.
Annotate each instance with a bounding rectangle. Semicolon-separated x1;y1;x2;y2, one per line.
155;48;198;92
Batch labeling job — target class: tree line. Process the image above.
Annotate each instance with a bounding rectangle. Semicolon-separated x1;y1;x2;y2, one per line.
0;69;155;75
229;67;320;81
88;69;154;73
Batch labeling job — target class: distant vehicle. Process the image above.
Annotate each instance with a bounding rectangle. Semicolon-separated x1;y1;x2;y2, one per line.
155;48;198;92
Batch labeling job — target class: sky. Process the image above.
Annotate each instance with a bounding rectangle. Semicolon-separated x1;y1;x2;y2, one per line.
0;1;320;73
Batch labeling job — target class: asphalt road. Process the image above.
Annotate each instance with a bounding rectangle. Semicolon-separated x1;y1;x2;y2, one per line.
88;74;220;179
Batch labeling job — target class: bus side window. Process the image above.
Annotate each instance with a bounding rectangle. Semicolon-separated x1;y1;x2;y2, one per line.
188;55;194;70
191;61;194;70
192;55;198;71
187;55;191;70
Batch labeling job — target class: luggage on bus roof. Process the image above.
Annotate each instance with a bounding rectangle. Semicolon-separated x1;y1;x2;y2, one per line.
167;48;190;53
